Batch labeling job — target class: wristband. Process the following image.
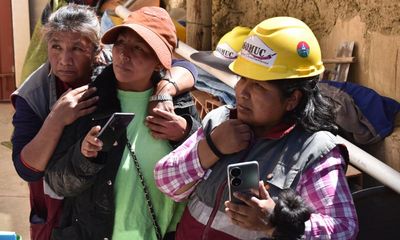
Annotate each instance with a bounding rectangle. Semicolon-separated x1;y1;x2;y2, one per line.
205;132;225;158
149;94;173;102
161;78;179;93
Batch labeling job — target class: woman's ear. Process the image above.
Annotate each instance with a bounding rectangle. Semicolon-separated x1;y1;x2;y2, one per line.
286;90;303;111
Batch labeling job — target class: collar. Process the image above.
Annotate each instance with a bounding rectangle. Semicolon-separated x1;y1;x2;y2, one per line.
229;108;296;140
263;121;296;140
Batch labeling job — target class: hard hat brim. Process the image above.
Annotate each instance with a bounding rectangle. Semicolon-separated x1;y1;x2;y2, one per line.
190;51;235;74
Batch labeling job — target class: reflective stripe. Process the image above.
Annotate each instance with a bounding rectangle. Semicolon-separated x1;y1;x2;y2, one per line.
188;195;265;239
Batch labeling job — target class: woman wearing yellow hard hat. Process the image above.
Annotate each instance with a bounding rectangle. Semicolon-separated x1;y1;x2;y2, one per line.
155;17;358;239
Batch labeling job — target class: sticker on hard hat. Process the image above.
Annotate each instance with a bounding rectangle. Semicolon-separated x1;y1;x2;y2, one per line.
297;41;310;58
239;36;277;67
214;43;238;60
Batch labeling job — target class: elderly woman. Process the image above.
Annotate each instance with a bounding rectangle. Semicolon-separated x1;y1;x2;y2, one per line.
11;4;197;240
155;17;358;239
44;6;200;240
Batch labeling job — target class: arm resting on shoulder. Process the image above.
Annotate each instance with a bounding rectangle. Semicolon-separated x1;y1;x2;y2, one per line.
154;59;197;96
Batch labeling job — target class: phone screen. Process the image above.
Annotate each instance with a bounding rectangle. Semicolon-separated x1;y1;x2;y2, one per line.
97;112;135;151
227;161;260;204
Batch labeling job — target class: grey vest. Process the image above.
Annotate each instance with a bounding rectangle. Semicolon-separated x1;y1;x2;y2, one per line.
194;106;337;211
11;62;57;120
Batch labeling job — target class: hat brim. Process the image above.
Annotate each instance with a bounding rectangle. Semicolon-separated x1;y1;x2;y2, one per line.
190;52;234;74
102;24;172;69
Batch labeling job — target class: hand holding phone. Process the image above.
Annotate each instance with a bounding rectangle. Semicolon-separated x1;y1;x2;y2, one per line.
227;161;260;204
97;112;135;151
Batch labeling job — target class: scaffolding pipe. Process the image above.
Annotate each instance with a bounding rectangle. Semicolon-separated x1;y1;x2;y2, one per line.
336;136;400;194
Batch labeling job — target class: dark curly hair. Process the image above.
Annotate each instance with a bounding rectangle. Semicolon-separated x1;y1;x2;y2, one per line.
269;76;338;134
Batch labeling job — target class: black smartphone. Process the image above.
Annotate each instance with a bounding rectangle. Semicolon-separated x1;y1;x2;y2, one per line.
97;112;135;151
227;161;260;204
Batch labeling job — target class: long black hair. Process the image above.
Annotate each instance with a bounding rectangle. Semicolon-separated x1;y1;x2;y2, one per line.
269;76;338;134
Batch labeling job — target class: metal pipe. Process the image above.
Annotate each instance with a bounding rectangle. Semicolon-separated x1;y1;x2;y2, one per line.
336;135;400;194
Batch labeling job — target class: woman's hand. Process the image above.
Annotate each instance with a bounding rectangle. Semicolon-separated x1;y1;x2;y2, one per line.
225;181;276;236
145;108;188;141
50;85;98;127
211;119;252;155
81;126;103;158
197;119;252;169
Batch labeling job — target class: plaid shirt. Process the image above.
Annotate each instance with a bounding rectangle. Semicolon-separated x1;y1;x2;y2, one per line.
154;127;358;239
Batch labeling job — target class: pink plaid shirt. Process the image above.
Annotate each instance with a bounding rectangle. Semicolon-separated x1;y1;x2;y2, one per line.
154;128;358;239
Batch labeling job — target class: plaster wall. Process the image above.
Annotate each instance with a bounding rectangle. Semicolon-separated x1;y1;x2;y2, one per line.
209;0;400;102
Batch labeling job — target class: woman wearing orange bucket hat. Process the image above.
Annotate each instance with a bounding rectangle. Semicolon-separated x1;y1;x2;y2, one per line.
155;17;358;239
44;6;200;240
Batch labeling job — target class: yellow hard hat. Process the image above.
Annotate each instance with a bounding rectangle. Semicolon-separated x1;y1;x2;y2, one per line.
229;17;324;81
190;26;251;72
213;26;252;61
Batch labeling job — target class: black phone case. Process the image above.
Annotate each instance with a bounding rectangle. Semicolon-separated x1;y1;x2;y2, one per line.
227;161;260;204
97;113;135;151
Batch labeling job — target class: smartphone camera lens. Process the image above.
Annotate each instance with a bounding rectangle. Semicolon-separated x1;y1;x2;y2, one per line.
230;167;241;177
231;177;242;187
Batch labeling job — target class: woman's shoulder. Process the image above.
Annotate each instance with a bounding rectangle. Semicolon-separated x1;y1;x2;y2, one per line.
201;105;233;129
13;63;51;95
297;130;338;156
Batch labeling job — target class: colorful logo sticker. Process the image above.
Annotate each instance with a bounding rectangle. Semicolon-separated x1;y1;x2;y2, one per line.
297;41;310;58
240;36;277;67
214;43;238;60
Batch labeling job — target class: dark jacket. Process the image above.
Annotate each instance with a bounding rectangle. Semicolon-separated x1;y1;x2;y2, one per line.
45;65;200;239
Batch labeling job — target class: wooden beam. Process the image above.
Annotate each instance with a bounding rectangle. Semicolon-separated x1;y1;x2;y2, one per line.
323;57;356;64
186;0;211;50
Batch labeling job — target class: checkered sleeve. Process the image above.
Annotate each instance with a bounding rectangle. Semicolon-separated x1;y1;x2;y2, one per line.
297;147;359;240
154;128;207;202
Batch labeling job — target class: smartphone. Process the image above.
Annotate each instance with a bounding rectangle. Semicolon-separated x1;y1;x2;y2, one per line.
97;112;135;151
227;161;260;204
